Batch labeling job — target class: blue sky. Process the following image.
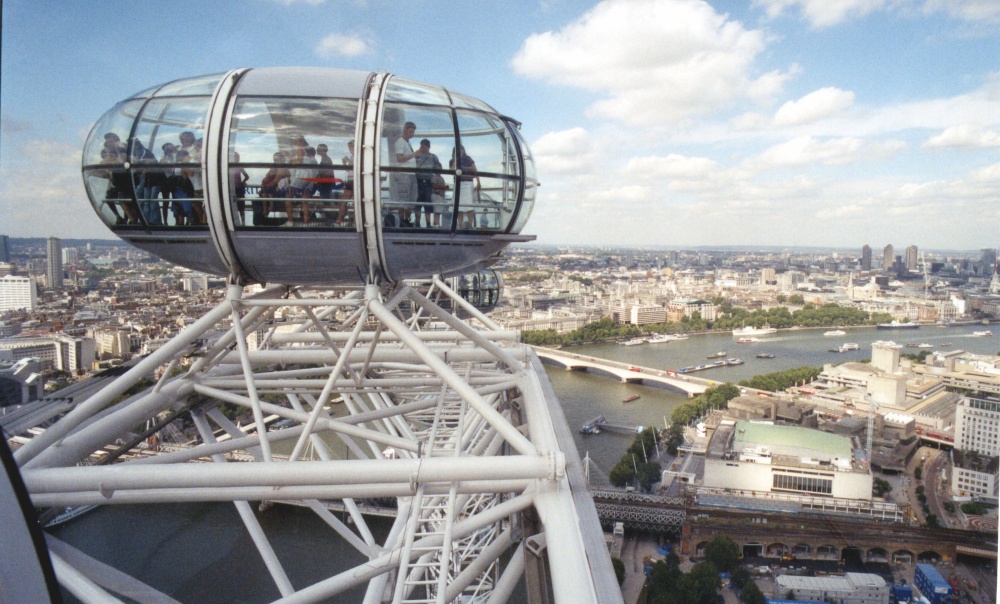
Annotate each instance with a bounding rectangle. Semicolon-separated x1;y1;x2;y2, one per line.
2;0;999;250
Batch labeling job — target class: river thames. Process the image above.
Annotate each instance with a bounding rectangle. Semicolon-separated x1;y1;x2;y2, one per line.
49;323;997;602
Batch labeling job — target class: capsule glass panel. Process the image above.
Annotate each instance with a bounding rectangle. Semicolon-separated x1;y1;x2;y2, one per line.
82;101;143;168
154;73;226;97
229;97;358;228
510;125;537;234
380;103;455;229
384;77;451;106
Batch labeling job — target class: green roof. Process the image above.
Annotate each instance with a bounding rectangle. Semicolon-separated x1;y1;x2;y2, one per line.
733;421;852;459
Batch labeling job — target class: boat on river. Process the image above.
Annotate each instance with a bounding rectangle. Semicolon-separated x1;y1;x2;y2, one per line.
619;337;647;346
732;325;777;337
707;351;727;359
623;394;641;403
823;329;846;336
973;330;992;337
877;321;919;330
755;353;775;359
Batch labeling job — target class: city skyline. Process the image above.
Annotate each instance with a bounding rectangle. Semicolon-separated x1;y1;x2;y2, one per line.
2;0;999;249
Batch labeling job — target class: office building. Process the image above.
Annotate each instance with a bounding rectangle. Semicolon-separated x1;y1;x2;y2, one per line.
62;247;79;265
951;394;1000;501
0;275;37;312
0;336;95;373
46;237;63;289
882;244;893;272
905;245;918;271
0;235;10;263
703;421;873;500
861;244;871;271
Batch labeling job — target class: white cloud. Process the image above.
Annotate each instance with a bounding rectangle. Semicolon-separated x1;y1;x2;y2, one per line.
511;0;791;126
748;135;863;169
0;138;108;239
530;128;599;174
922;0;1000;23
756;0;1000;27
971;161;1000;183
773;87;855;126
753;0;888;28
315;33;371;58
923;124;1000;149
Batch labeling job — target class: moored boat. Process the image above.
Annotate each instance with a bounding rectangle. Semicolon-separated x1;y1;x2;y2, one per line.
876;321;919;330
623;394;641;403
823;329;846;336
732;325;777;337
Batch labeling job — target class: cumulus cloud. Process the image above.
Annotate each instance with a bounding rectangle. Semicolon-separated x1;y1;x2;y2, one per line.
756;0;1000;27
773;87;855;126
922;0;1000;23
753;0;889;28
530;128;599;174
923;124;1000;149
749;135;863;169
315;33;371;58
0;138;107;238
511;0;791;126
971;161;1000;183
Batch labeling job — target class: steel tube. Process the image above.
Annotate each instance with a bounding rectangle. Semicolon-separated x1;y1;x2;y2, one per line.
29;482;533;507
366;299;537;457
24;457;552;493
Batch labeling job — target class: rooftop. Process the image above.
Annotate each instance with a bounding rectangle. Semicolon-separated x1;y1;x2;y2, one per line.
733;421;852;460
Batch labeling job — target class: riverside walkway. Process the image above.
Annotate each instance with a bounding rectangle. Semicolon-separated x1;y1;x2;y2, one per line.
532;346;711;397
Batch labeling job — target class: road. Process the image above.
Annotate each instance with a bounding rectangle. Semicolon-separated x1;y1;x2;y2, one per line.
923;449;949;527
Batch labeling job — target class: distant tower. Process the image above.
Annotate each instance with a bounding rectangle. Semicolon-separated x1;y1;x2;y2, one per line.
980;248;997;275
882;244;893;272
905;245;918;271
0;235;9;263
46;237;63;289
861;245;872;271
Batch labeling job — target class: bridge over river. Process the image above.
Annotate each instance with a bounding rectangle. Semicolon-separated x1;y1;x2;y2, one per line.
532;347;711;397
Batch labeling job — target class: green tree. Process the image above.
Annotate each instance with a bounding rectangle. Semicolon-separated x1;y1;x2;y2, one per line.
740;581;766;604
665;423;685;455
925;513;939;528
730;566;752;591
648;555;688;604
873;477;892;498
704;535;740;573
637;461;663;492
788;294;805;305
611;557;625;585
914;466;923;480
687;562;721;604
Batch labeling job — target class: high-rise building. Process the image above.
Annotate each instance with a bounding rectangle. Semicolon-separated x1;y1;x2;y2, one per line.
861;245;871;271
951;395;1000;500
0;275;37;312
46;237;63;289
0;235;10;263
882;244;893;272
980;248;997;275
62;247;79;265
905;245;918;271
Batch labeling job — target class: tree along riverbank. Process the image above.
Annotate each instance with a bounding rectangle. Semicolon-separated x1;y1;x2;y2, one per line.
521;303;894;347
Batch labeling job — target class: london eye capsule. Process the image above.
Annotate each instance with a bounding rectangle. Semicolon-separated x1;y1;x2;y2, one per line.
81;68;538;285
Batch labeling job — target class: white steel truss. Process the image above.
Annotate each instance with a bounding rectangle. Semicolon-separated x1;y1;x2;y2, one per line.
13;278;620;604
